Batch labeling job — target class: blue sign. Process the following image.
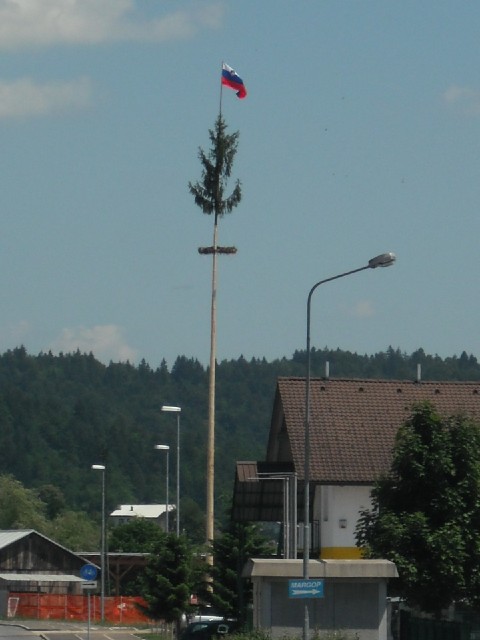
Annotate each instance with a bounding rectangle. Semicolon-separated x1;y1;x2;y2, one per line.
288;579;324;599
80;564;98;581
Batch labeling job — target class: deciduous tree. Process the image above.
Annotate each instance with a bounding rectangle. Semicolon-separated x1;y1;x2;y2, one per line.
0;475;48;531
356;403;480;615
109;518;166;553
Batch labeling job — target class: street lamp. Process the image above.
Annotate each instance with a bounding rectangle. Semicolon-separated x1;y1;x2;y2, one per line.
303;252;395;640
155;445;170;533
161;405;181;536
91;464;106;623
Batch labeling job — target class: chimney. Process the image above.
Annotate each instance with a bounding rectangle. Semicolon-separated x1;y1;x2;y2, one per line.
416;364;421;382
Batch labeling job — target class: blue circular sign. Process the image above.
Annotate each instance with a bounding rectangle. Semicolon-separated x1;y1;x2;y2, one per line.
80;564;98;580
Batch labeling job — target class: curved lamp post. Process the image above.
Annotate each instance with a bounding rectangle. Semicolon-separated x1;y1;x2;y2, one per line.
161;405;181;536
303;252;396;640
155;444;170;532
91;464;106;622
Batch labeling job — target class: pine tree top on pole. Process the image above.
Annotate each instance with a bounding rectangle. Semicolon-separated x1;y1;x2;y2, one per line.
188;115;242;221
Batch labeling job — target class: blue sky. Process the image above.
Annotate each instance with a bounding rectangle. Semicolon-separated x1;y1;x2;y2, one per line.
1;0;479;369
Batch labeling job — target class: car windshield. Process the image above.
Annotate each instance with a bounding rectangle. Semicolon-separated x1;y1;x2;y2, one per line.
181;621;235;640
190;624;211;634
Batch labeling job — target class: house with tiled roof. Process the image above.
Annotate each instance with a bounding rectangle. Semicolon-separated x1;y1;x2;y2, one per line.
232;376;480;559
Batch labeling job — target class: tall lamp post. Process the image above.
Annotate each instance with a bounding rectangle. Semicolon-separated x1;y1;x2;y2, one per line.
302;252;396;640
161;405;181;536
91;464;106;623
155;444;170;532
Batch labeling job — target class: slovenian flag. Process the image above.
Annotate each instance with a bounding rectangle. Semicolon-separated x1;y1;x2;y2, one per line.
221;62;247;99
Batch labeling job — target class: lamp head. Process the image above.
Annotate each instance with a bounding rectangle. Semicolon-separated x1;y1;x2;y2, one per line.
368;252;396;268
91;464;106;470
155;444;170;450
161;405;181;413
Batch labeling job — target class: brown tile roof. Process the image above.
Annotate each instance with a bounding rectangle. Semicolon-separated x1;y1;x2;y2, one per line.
275;377;480;484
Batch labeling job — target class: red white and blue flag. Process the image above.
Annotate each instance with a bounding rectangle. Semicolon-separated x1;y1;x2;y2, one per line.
221;62;247;99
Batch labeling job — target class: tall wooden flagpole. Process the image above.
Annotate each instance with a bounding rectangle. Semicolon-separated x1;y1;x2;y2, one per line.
193;62;242;561
206;211;218;560
202;66;238;560
204;66;221;560
201;220;237;561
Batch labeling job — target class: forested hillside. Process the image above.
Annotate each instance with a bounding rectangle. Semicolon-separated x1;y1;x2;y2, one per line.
1;345;480;532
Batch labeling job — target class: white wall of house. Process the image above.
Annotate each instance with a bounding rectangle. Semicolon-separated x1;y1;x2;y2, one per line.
314;485;373;558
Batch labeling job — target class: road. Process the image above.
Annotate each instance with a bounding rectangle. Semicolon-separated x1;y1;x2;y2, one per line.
0;620;148;639
0;626;37;638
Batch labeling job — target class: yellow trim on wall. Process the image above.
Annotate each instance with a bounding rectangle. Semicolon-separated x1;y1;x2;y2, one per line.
321;547;363;559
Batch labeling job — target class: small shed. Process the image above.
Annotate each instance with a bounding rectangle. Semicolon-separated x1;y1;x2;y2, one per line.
0;530;98;595
243;558;398;640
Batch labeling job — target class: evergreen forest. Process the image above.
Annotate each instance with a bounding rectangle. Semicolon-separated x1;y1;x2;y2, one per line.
1;344;480;546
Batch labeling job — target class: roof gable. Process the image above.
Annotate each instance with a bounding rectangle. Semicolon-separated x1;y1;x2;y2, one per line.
0;529;97;572
0;529;85;561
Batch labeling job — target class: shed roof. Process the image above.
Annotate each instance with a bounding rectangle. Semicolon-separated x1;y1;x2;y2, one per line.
0;573;84;583
232;461;295;521
0;530;33;549
242;558;398;579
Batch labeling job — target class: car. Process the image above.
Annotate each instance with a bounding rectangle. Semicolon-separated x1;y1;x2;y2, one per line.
180;619;240;640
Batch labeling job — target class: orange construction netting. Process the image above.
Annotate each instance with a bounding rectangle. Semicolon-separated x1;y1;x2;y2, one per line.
9;592;152;624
